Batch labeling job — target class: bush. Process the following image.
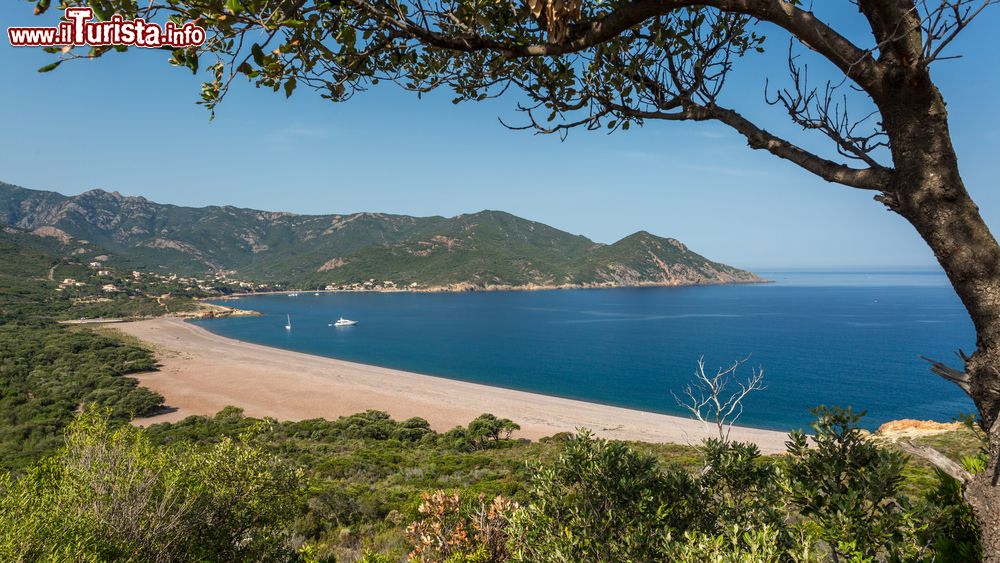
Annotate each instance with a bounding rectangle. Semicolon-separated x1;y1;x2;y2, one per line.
921;454;984;562
467;414;520;447
405;490;517;562
665;525;820;563
0;407;306;562
696;439;790;544
785;406;917;561
506;430;698;562
438;414;521;452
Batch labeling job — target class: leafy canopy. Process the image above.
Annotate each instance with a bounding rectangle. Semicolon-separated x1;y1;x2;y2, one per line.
37;0;761;132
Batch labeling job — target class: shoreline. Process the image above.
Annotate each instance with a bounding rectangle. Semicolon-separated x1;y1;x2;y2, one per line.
114;317;790;453
211;277;771;299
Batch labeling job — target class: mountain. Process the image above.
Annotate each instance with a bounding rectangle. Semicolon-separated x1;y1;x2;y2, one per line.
0;182;761;288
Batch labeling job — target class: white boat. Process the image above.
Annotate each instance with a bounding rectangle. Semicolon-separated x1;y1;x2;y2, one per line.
288;292;300;297
284;314;292;330
332;318;358;327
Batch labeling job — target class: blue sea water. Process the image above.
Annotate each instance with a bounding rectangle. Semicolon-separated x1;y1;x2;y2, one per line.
196;270;975;431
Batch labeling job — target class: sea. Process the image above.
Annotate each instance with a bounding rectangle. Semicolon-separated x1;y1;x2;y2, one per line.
196;270;975;431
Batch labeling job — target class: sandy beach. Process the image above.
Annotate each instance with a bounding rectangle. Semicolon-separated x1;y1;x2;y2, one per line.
115;317;790;453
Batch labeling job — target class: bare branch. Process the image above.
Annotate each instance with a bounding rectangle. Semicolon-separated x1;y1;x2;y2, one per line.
898;440;973;484
766;42;889;169
921;0;998;66
921;354;972;395
673;356;766;442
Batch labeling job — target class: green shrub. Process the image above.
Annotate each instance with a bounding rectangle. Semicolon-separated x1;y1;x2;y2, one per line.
920;454;984;562
0;324;163;470
467;414;520;448
785;406;917;561
506;430;698;562
665;525;820;562
697;439;791;546
0;407;306;562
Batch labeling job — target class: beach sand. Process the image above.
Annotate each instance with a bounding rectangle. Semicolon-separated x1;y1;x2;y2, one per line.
115;317;790;453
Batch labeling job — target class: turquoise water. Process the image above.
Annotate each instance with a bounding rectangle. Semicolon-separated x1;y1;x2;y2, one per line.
196;271;975;431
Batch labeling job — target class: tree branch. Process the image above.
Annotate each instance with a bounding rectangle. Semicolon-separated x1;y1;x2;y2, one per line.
898;440;973;485
364;0;884;94
921;0;998;66
921;354;972;395
609;101;890;190
673;356;766;442
707;103;892;189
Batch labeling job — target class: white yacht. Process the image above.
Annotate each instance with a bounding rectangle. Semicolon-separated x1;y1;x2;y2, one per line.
285;315;292;330
288;292;300;297
332;318;358;327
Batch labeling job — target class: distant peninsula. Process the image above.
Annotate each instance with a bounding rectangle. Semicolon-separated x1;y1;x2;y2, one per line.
0;182;761;290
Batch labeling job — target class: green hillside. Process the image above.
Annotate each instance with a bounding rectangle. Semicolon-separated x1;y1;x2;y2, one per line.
0;228;198;321
0;182;761;288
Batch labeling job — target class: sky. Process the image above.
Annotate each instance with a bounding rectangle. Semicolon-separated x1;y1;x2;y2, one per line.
0;4;998;270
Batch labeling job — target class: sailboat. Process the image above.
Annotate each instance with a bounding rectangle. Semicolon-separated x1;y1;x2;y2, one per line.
284;314;292;330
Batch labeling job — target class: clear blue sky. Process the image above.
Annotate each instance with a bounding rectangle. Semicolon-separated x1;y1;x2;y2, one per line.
1;4;998;269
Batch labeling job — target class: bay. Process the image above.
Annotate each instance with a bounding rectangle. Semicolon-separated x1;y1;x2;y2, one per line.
196;270;975;431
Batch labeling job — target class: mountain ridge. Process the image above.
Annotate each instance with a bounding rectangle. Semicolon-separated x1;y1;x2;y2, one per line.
0;182;762;289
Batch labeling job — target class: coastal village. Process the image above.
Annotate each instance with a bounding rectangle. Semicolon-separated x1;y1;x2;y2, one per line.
46;252;425;321
56;261;415;296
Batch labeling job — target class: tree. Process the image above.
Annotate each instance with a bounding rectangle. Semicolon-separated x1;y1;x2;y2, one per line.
467;413;520;446
672;356;765;442
28;0;1000;553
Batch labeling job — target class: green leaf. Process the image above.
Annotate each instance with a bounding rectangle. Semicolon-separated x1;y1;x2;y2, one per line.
250;43;264;66
225;0;244;14
92;2;111;21
283;77;297;98
37;61;62;73
338;27;356;47
34;0;51;16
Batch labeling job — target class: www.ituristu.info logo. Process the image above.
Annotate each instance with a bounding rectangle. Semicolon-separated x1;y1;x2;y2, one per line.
8;7;205;48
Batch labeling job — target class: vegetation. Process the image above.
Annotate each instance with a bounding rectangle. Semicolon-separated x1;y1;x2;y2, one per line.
0;227;198;322
410;409;982;563
0;217;985;561
0;402;984;561
0;324;163;471
0;183;758;288
785;407;916;560
0;408;305;562
32;0;1000;548
0;182;987;558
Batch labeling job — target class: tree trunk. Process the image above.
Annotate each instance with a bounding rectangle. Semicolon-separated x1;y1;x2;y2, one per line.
881;71;1000;560
970;462;1000;563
